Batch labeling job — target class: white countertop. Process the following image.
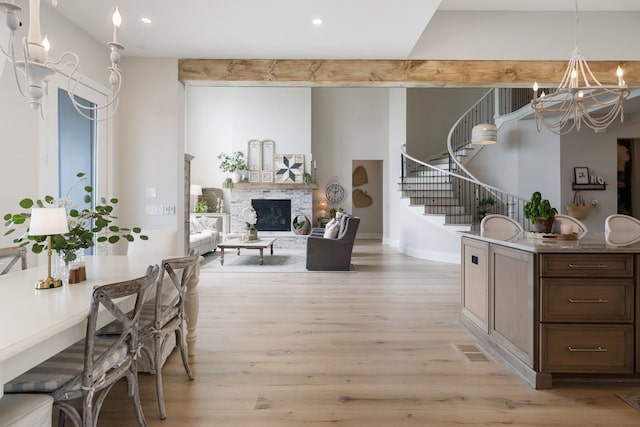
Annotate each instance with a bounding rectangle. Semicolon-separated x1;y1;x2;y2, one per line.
461;231;640;254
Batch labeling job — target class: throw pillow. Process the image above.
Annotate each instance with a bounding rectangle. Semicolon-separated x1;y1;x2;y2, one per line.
325;218;337;229
199;216;220;231
323;221;339;239
190;215;204;234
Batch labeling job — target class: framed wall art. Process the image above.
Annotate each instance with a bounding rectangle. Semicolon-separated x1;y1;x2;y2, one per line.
275;154;304;183
574;167;589;184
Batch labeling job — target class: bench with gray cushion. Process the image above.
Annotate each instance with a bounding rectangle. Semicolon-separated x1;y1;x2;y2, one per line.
306;213;359;271
4;265;159;427
0;394;53;427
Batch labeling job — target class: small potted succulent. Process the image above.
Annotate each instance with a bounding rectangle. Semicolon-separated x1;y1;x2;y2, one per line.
523;191;558;233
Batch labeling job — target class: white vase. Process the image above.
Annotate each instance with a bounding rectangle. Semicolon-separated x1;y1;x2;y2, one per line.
231;171;241;184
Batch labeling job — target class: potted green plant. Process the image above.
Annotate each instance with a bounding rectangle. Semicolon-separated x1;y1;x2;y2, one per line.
478;196;495;219
329;207;344;219
194;200;209;213
217;151;248;183
523;191;558;233
3;172;147;282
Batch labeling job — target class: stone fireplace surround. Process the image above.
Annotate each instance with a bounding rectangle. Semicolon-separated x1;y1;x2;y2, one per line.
229;183;316;249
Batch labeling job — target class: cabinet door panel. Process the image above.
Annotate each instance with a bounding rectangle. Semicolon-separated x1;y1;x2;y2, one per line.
491;245;535;368
461;238;489;332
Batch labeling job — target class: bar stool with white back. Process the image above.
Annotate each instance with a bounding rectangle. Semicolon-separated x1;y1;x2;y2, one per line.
605;214;640;246
480;214;524;241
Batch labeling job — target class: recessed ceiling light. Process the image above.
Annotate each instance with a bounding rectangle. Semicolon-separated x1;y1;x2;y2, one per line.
312;18;323;25
140;17;152;24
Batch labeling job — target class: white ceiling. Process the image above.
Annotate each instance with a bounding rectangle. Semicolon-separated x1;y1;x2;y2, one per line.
44;0;640;60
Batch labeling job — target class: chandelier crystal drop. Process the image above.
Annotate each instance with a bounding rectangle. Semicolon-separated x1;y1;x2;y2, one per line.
0;0;124;120
531;0;628;135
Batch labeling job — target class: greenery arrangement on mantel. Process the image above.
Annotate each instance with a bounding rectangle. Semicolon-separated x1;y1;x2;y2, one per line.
217;151;247;173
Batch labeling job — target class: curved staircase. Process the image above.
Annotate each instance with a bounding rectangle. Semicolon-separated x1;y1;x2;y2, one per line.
399;89;531;233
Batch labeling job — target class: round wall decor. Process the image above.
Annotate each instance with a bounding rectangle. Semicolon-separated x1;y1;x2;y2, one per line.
326;182;345;204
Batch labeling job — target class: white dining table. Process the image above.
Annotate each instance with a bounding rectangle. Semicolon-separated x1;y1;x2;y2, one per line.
0;254;201;399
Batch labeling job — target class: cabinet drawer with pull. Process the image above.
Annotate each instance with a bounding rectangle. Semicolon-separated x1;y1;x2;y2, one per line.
540;254;633;278
540;324;633;373
540;278;634;323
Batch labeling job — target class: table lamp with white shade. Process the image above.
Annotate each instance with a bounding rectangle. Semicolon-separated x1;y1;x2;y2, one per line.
190;184;202;212
29;207;69;289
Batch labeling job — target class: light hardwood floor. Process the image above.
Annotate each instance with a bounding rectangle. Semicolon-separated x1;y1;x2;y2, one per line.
97;240;640;426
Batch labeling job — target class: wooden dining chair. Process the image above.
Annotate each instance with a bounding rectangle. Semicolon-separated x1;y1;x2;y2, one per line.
97;250;199;419
4;264;159;427
0;246;27;275
139;249;199;419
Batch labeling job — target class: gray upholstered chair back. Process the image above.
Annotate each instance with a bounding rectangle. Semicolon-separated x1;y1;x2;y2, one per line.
306;213;360;271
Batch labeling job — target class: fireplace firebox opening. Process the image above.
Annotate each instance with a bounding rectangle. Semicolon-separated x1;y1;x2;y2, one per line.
251;199;292;231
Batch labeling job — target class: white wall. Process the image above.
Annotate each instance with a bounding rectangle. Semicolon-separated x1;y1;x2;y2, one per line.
385;89;407;248
406;88;486;160
560;117;640;234
186;86;312;197
0;4;114;264
412;11;640;61
466;119;521;195
115;57;183;253
312;88;390;235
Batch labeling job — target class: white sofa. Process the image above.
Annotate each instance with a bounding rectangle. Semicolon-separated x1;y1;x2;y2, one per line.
189;214;221;255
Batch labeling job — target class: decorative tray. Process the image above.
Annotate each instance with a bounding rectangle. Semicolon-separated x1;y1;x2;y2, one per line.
525;232;578;240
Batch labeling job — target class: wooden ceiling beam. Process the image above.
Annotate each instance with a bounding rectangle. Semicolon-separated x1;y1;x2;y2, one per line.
179;59;640;88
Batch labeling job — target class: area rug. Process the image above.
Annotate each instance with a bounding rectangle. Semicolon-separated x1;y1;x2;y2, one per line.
199;249;355;273
616;393;640;411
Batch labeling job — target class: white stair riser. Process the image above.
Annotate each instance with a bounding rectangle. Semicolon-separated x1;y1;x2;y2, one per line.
423;205;467;215
410;197;460;206
401;190;456;198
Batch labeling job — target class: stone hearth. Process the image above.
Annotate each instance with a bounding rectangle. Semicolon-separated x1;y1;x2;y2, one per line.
229;183;316;249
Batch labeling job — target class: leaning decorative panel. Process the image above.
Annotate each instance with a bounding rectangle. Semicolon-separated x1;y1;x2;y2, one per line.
275;154;304;183
247;139;262;175
261;139;275;182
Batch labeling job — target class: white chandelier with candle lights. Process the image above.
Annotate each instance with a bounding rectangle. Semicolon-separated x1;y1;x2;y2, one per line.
531;0;629;135
0;0;123;120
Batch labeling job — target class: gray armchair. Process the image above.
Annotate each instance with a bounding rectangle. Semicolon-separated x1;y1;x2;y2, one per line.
306;214;360;271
